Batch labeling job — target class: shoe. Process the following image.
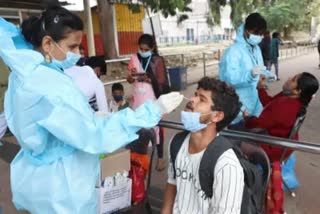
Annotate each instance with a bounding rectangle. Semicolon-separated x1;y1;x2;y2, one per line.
277;78;280;81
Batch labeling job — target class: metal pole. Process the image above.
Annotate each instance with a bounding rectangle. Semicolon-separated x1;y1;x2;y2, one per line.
181;54;185;67
83;0;96;56
203;52;206;76
18;10;23;24
158;120;320;154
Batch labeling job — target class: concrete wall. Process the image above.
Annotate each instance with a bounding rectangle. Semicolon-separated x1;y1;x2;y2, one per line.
155;1;233;41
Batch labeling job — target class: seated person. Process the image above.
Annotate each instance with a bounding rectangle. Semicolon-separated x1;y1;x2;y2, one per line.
162;77;244;214
245;72;319;160
244;72;319;214
109;83;129;113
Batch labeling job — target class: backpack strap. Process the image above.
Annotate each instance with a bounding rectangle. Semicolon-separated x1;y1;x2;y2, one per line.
170;131;189;179
199;136;234;199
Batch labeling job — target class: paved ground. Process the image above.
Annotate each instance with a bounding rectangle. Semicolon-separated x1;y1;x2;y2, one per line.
1;51;320;214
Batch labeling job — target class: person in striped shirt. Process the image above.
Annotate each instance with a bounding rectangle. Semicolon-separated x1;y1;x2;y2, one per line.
162;77;244;214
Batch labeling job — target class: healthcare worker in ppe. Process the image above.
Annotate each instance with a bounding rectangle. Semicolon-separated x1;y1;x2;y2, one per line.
0;5;183;214
219;13;272;124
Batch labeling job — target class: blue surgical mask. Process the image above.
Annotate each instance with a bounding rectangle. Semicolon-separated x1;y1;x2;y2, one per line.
181;111;208;133
113;95;123;102
247;34;263;46
50;42;81;70
139;50;152;58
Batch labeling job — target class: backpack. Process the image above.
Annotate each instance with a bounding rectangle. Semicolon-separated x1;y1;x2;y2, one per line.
170;131;266;214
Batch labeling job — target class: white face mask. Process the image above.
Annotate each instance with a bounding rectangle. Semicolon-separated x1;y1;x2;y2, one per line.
181;111;213;133
138;50;152;58
247;34;263;46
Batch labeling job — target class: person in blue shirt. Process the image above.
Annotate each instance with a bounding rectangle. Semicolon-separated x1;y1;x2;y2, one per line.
0;5;183;214
219;13;270;124
269;32;281;80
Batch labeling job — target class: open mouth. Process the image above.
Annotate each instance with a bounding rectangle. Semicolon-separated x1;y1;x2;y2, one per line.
185;102;194;112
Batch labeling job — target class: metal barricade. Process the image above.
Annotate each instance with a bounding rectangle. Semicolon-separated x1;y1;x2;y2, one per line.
103;54;185;87
158;120;320;154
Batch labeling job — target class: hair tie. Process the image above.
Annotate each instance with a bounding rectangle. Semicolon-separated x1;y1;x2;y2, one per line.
54;15;59;24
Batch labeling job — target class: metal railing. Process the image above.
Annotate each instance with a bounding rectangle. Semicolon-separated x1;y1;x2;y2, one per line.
103;53;185;86
278;42;317;60
157;34;233;47
102;43;317;87
158;120;320;154
202;50;221;77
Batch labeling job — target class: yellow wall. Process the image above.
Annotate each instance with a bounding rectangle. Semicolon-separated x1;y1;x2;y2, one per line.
77;8;101;34
115;4;144;32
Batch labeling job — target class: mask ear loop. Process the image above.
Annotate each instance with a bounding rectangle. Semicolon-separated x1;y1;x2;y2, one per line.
50;40;68;61
52;41;66;54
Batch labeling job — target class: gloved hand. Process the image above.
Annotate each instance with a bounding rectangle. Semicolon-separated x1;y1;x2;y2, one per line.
268;72;277;81
252;65;266;77
156;92;184;114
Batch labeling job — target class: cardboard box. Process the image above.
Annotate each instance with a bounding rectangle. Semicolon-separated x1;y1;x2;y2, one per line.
99;178;132;214
100;148;130;179
98;149;132;214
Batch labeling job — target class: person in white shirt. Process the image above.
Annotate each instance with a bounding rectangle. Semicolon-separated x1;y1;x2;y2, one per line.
162;77;244;214
65;64;108;112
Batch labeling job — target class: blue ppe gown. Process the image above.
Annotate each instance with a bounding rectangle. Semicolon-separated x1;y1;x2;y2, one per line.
0;18;162;214
219;24;270;123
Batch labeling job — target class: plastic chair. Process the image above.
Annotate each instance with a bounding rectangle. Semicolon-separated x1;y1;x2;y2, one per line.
280;108;307;198
280;109;307;161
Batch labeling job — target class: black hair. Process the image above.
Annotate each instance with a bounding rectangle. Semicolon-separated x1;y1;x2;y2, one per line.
85;56;106;75
21;5;83;48
138;33;159;55
297;72;319;107
112;83;124;92
197;77;242;131
272;32;280;39
244;13;267;34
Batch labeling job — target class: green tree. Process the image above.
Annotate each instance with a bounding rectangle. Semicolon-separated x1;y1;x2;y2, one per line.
258;0;320;39
207;0;320;38
207;0;266;28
